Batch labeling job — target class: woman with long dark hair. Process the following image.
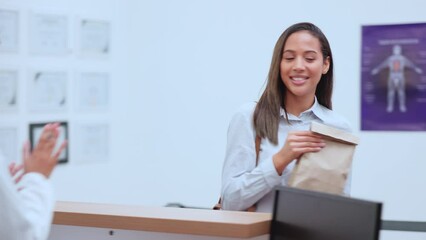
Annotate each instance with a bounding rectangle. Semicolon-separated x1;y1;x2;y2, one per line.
221;22;352;212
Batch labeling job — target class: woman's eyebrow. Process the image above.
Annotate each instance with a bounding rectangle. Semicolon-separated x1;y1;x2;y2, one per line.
283;49;318;54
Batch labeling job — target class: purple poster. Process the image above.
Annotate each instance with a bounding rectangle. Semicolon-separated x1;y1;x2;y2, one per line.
361;23;426;131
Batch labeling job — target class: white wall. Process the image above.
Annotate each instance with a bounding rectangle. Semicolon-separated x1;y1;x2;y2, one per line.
126;0;426;221
0;0;136;203
1;0;426;236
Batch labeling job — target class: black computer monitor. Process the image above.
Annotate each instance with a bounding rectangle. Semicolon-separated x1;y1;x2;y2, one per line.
270;186;382;240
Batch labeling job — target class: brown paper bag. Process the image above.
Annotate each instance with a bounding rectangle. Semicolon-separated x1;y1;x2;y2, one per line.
288;121;359;195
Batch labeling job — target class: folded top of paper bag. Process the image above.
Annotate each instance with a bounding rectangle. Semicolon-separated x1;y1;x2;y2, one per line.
310;122;359;145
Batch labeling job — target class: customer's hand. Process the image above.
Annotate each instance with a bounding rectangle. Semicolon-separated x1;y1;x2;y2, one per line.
23;123;67;178
8;162;24;183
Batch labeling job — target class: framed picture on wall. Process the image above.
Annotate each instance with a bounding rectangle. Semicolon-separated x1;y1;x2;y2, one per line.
29;12;69;55
0;69;18;112
74;122;109;164
0;9;19;53
78;18;110;57
27;70;68;112
0;126;17;165
29;121;68;164
75;72;109;111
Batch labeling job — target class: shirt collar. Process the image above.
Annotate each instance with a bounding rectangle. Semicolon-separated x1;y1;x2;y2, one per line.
279;97;328;121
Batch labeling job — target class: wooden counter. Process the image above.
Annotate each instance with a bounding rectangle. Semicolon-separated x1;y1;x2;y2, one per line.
53;201;272;239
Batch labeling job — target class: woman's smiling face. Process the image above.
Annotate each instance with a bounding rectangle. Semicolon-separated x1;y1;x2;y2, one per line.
280;30;330;101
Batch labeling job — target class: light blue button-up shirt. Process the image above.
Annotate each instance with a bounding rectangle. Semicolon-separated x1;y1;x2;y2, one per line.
221;98;353;212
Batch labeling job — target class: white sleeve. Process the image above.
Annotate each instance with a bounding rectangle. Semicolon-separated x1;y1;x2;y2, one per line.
0;157;55;240
221;104;281;211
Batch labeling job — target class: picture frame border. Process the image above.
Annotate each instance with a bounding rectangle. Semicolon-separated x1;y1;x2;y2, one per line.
29;121;68;164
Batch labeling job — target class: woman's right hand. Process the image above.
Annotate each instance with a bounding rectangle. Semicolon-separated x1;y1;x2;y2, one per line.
23;123;67;178
272;131;325;175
